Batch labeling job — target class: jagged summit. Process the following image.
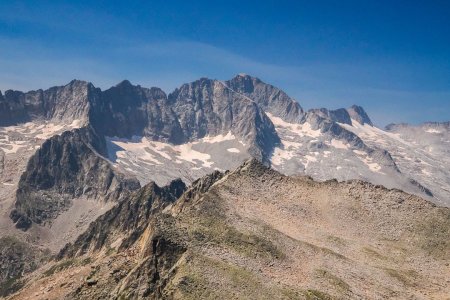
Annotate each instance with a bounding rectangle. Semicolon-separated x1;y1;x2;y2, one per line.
347;104;373;126
66;79;91;87
114;79;133;87
226;74;304;122
233;157;273;174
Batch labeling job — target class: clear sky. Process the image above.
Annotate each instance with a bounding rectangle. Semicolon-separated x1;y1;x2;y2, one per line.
1;0;449;126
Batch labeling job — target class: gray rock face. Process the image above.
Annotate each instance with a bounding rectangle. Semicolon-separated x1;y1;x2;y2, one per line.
90;81;183;143
2;74;450;237
10;127;140;230
225;74;304;122
347;105;373;126
89;78;280;161
169;78;280;161
58;178;187;258
307;108;352;125
2;75;280;233
0;80;91;126
3;74;440;207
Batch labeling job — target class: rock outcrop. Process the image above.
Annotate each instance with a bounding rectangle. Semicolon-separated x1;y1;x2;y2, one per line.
0;80;92;126
225;74;304;122
10;127;140;230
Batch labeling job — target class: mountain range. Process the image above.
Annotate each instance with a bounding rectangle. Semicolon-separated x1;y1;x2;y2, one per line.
0;74;449;299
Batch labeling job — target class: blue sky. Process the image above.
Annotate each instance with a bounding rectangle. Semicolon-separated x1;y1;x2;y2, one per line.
0;1;449;126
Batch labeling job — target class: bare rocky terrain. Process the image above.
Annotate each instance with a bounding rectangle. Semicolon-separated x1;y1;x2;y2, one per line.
6;160;450;299
0;74;449;299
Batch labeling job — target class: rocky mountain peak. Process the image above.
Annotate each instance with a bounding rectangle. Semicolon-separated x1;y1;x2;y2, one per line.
66;79;91;88
236;157;269;172
104;80;166;104
228;73;259;92
347;105;373;126
0;80;92;126
226;74;304;122
118;80;167;97
115;79;133;88
306;108;353;125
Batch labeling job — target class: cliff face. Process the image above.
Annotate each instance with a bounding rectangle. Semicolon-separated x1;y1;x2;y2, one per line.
10;127;140;230
9;160;450;299
168;78;280;161
225;74;304;122
89;81;184;143
0;80;92;126
58;178;187;258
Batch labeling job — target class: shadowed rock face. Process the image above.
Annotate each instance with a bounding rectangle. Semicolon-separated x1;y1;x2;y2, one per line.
10;127;140;230
168;78;281;160
89;81;184;143
225;74;304;122
58;178;187;258
0;80;92;126
347;105;373;126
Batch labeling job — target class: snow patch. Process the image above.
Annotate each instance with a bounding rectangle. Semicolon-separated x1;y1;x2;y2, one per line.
267;113;321;138
35;123;66;139
340;119;409;146
107;133;245;170
0;143;24;154
330;139;348;149
202;132;236;143
425;129;441;134
271;147;295;166
174;144;213;167
227;148;240;153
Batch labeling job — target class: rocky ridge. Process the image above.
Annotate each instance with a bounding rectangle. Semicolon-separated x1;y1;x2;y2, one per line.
11;127;140;230
7;160;450;299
